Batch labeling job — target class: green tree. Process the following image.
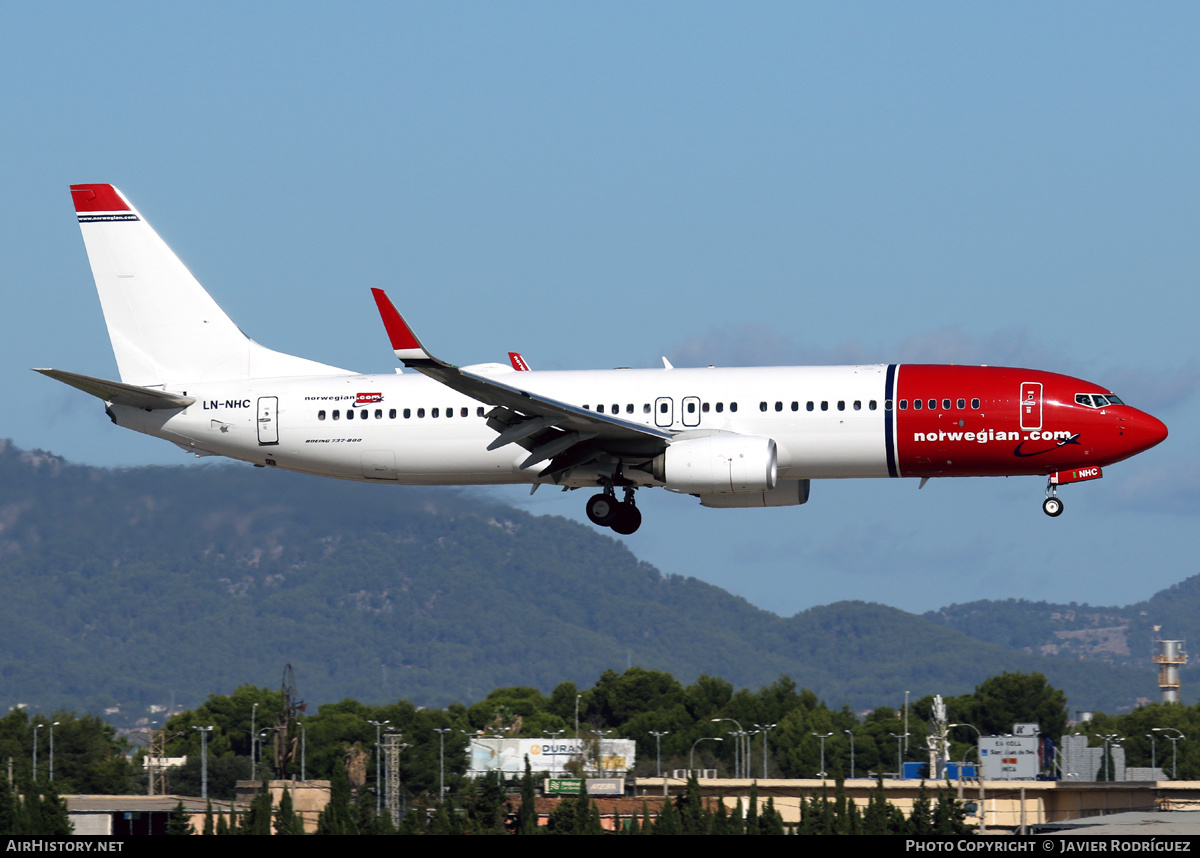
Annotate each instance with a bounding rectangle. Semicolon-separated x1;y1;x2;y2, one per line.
167;801;194;836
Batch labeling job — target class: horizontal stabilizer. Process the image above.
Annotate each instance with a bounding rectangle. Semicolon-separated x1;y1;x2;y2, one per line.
34;368;195;410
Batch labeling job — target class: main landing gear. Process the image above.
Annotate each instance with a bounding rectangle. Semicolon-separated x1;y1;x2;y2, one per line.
586;487;642;535
1042;481;1064;517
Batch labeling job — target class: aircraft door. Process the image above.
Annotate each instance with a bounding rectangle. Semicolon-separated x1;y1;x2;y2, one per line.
1019;382;1043;431
655;397;674;428
257;396;279;445
682;396;701;427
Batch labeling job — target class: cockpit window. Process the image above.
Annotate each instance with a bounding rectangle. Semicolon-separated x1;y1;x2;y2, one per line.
1076;393;1123;408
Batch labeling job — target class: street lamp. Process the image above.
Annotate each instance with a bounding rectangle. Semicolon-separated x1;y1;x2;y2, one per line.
251;702;258;781
813;732;833;779
712;718;746;778
844;729;856;779
33;723;42;781
754;724;776;779
649;731;670;779
546;729;565;778
690;737;723;777
49;721;60;782
889;732;909;779
193;726;214;800
1153;728;1186;780
1099;734;1122;782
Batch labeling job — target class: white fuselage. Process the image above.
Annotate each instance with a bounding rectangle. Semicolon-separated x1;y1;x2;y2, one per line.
116;364;892;486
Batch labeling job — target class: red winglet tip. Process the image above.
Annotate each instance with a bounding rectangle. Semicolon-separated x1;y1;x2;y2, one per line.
70;184;130;213
371;289;421;352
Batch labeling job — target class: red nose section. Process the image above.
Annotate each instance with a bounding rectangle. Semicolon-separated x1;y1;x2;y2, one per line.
1129;409;1168;455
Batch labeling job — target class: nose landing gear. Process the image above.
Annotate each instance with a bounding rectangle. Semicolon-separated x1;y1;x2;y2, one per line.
1043;481;1064;517
586;486;642;534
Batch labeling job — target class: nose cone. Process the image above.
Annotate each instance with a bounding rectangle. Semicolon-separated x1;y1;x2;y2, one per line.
1128;409;1168;455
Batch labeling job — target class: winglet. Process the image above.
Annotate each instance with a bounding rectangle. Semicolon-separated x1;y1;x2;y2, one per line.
508;352;531;371
371;288;431;362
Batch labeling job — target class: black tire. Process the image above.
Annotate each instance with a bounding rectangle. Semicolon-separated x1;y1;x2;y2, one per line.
1042;497;1064;517
610;503;642;535
586;493;619;526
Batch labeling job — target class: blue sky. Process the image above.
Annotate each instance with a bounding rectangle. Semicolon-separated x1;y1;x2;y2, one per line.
3;3;1196;620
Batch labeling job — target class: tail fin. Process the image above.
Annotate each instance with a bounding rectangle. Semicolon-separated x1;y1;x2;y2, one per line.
70;184;348;386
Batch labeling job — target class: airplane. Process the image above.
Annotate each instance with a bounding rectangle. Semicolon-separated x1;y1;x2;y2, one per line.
39;184;1168;536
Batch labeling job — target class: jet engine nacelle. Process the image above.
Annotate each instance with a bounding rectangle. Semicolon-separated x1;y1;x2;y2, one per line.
699;479;810;508
652;433;778;494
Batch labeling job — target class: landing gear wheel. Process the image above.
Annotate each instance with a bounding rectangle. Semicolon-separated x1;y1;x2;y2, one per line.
586;493;619;526
1042;497;1064;517
610;503;642;535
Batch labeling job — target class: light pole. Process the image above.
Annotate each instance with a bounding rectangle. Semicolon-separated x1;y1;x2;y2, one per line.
49;721;60;782
844;729;856;779
546;729;565;777
754;724;776;779
591;729;612;777
250;702;258;781
1153;728;1185;780
33;723;41;781
434;728;452;801
1099;734;1121;782
649;731;670;779
813;732;833;779
193;726;214;800
889;732;909;779
368;720;390;816
300;721;306;781
712;718;745;777
1147;733;1157;773
690;737;722;777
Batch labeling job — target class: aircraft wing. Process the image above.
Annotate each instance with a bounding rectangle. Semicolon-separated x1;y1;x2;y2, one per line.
371;289;671;476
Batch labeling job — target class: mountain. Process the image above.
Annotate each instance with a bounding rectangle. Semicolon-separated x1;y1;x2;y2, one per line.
0;441;1159;719
925;577;1200;710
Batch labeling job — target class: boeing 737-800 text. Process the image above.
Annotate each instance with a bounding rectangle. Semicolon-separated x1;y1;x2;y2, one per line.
39;184;1168;534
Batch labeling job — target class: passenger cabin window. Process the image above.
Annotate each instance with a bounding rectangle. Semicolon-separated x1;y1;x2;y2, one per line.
390;409;397;418
715;402;724;413
775;401;783;412
913;400;921;410
971;398;980;409
837;401;845;411
820;401;828;411
730;402;738;412
760;402;768;412
318;410;326;420
956;399;965;410
853;400;861;411
417;408;425;418
806;401;814;411
333;410;340;420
